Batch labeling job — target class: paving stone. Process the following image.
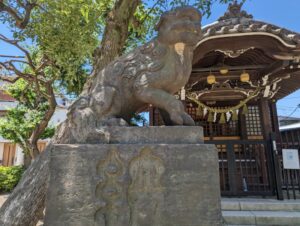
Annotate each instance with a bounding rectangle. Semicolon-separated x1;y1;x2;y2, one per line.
253;210;300;226
0;194;9;208
222;198;300;212
223;211;256;225
223;210;300;226
222;200;241;211
240;202;300;211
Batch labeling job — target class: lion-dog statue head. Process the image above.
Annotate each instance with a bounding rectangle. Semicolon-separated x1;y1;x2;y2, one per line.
155;6;202;47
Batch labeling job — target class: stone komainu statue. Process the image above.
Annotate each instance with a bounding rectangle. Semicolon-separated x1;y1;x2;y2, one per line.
55;6;202;143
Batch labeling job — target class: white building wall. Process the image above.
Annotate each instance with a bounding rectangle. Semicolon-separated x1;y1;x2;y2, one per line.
14;145;24;166
0;142;4;162
0;101;18;110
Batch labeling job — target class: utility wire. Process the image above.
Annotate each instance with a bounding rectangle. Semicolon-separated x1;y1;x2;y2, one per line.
281;104;300;119
278;106;299;109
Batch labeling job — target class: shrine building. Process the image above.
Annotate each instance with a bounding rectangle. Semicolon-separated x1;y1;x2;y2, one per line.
150;2;300;199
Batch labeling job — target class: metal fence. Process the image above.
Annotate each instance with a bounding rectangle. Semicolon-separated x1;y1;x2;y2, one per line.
205;140;274;196
279;129;300;199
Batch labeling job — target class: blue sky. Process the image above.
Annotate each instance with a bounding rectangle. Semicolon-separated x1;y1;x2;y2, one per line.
1;0;300;117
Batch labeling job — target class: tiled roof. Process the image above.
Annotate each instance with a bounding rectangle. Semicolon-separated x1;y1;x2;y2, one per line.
278;116;300;121
199;1;300;47
280;122;300;131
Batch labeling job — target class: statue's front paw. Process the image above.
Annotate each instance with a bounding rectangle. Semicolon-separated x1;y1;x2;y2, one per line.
170;111;184;125
181;112;195;126
100;118;129;126
170;111;195;126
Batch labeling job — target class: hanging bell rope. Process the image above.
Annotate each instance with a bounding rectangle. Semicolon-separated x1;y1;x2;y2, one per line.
196;105;203;117
231;109;239;121
187;89;260;123
187;89;260;114
242;104;248;115
219;113;226;124
207;111;213;122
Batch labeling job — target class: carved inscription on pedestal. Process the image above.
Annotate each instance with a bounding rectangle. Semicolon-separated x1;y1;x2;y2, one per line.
94;147;165;226
46;138;222;226
128;147;165;226
94;148;128;226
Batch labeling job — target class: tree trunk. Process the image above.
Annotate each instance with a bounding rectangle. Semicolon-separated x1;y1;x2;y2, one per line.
0;148;50;226
0;1;140;225
29;83;57;159
83;0;140;94
94;0;140;71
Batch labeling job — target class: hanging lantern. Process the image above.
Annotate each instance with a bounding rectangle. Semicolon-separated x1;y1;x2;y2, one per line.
207;73;216;84
240;71;250;82
220;66;229;75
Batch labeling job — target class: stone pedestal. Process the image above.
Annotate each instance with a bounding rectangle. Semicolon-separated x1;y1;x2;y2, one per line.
44;126;222;226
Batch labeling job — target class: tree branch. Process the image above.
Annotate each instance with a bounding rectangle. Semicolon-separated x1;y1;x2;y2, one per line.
0;61;33;82
0;54;25;58
16;0;26;8
0;34;36;70
0;75;20;83
0;0;37;29
29;82;57;158
140;0;164;26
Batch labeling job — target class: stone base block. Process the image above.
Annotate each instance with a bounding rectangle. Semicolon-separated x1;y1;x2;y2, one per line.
45;127;221;226
85;126;204;144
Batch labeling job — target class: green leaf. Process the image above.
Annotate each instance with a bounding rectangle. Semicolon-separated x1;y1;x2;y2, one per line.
0;166;24;192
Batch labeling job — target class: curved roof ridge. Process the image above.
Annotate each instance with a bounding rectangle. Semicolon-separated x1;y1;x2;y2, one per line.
200;18;300;47
199;1;300;48
218;0;253;21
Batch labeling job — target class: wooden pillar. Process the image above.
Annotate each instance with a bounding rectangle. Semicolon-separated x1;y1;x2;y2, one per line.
209;122;213;140
258;98;279;198
239;113;247;140
270;101;284;200
259;98;273;139
149;106;154;126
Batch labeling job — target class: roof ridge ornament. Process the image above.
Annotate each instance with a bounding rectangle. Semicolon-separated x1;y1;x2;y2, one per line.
218;0;253;21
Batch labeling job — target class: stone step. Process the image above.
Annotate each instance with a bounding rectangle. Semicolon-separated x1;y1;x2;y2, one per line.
222;198;300;211
223;210;300;226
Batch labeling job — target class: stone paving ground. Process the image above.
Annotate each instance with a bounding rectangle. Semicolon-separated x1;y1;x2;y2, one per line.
1;194;44;226
222;198;300;225
0;193;9;207
2;195;300;226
